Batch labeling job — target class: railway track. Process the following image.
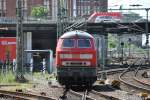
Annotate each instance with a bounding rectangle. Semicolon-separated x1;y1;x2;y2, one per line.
59;89;95;100
55;58;149;100
69;90;94;100
134;70;150;87
56;67;131;100
11;59;147;100
91;58;146;99
89;90;119;100
0;89;57;100
59;85;121;100
119;58;150;93
119;70;150;93
98;68;127;75
62;58;144;100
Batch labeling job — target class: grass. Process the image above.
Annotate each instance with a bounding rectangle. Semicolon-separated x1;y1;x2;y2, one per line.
0;71;41;91
32;72;56;81
0;71;57;91
0;71;33;91
0;70;56;84
0;71;16;84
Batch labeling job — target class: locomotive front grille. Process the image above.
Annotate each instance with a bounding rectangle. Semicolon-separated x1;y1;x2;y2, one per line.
62;61;91;66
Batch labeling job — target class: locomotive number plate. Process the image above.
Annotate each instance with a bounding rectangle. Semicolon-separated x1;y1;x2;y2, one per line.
72;54;80;58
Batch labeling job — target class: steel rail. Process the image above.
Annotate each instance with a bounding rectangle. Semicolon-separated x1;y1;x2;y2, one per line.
91;90;119;100
119;58;150;92
0;89;57;100
69;90;95;100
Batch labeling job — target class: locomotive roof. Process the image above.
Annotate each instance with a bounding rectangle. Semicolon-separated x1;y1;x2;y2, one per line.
60;30;93;39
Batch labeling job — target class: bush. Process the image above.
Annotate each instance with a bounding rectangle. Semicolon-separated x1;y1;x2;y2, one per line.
31;6;48;18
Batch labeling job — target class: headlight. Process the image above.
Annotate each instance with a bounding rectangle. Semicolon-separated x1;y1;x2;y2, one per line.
60;54;72;59
80;54;93;59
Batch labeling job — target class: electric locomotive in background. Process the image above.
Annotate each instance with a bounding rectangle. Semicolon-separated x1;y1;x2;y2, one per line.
88;12;122;23
56;30;97;88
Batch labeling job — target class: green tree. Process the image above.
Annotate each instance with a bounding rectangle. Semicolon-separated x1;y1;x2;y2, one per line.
31;6;48;18
108;34;117;49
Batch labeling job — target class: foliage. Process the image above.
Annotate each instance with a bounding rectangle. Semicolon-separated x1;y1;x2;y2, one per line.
31;6;48;18
33;72;55;80
108;34;118;49
0;71;15;83
108;34;132;49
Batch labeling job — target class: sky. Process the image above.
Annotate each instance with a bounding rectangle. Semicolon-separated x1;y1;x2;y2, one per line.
108;0;150;18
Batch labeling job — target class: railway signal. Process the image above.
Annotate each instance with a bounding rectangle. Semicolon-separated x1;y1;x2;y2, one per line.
128;38;132;57
120;42;124;65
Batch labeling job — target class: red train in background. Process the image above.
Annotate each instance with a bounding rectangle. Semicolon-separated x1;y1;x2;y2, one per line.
0;37;16;63
88;12;123;23
56;30;97;88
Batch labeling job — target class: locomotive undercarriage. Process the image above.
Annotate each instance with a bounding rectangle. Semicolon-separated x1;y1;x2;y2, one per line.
57;67;97;87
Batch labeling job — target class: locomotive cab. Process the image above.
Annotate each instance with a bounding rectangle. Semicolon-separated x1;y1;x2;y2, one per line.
56;30;97;87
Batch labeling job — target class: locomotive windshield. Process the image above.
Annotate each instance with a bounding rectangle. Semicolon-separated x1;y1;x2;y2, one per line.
62;39;75;48
62;38;91;48
77;39;91;48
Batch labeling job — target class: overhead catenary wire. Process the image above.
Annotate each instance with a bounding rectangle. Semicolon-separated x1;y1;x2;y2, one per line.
68;8;149;33
130;22;145;32
116;23;145;33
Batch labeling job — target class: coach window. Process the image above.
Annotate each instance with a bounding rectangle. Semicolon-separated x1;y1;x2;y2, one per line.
62;39;75;48
78;39;91;48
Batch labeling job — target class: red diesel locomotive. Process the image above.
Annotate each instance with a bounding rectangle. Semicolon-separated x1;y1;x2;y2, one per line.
56;30;97;87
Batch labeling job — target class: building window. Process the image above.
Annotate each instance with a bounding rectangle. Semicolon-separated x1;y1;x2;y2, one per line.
87;6;90;15
44;0;51;16
44;0;49;10
77;6;80;16
0;0;6;16
23;0;27;17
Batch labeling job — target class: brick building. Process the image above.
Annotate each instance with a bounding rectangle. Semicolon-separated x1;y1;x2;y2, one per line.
62;0;108;17
75;0;107;16
0;0;55;17
0;0;107;18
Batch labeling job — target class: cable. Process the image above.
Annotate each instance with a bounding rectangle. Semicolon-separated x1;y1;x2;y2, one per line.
115;22;145;33
130;22;145;32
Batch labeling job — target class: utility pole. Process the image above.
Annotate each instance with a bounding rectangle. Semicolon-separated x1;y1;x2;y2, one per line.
101;35;107;80
57;0;61;39
57;0;68;38
16;0;25;81
1;0;4;16
145;8;150;64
